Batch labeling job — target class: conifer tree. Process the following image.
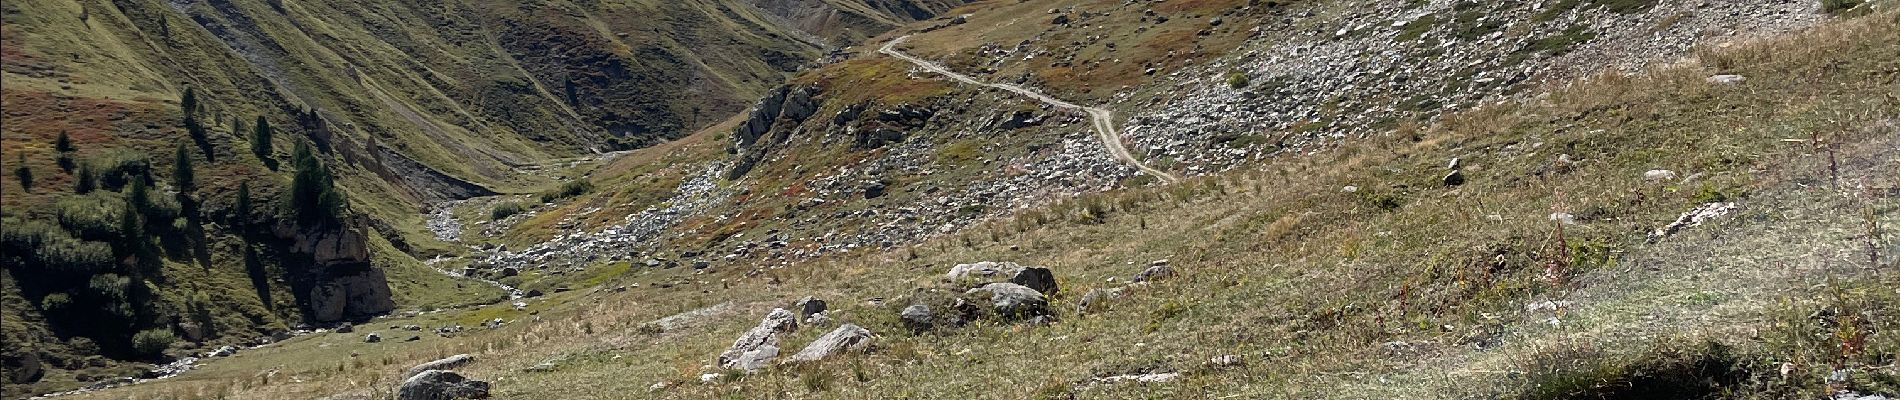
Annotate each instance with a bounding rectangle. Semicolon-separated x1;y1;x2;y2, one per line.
249;116;272;161
13;153;31;192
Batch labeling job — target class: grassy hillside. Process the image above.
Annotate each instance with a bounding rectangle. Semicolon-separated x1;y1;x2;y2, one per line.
53;6;1898;400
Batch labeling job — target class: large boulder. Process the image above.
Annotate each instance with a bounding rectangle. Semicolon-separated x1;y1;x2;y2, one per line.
398;370;490;400
278;217;396;322
406;354;474;378
3;351;43;384
789;324;873;363
716;308;798;370
966;283;1051;319
308;267;396;322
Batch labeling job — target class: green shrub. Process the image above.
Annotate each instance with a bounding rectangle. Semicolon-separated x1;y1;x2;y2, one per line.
93;149;151;190
39;293;72;311
56;193;126;240
539;179;593;203
490;202;528;220
1225;71;1251;89
131;329;177;358
38;233;116;275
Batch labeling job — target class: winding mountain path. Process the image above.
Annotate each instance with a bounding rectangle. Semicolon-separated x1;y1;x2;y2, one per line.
880;36;1179;184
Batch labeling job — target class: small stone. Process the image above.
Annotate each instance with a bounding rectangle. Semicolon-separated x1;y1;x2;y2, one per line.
1706;74;1745;84
1442;170;1466;187
1207;354;1244;368
1131;264;1174;283
1078;287;1124;312
805;312;833;327
900;304;934;333
795;296;828;321
364;333;382;343
1643;169;1679;181
1008;267;1059;295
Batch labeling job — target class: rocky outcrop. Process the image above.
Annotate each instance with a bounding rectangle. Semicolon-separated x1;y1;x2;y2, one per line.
788;324;873;363
275;217;396;323
372;146;498;203
729;85;823;179
717;308;799;370
398;370;490;400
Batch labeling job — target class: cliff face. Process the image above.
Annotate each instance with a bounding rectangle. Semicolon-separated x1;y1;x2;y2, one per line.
276;216;394;323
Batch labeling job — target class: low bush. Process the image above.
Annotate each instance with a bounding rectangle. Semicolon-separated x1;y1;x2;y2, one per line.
1225;71;1251;89
490;202;527;220
130;329;177;359
539;179;593;203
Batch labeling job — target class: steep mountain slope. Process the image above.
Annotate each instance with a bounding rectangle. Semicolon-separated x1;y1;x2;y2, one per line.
0;0;963;397
463;0;1832;290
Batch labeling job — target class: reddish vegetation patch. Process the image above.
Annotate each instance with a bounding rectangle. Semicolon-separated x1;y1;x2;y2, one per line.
780;182;807;197
3;89;162;144
0;25;43;72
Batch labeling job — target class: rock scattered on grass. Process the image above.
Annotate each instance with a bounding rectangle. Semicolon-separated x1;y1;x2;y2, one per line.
788;324;874;363
398;370;489;400
406;354;474;378
716;308;797;370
